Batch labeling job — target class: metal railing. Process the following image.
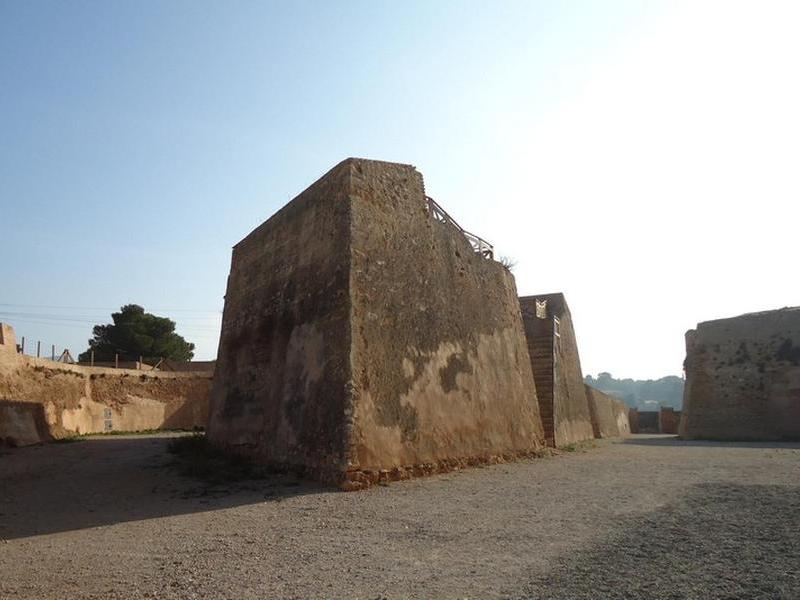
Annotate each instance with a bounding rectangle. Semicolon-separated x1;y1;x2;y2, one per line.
425;196;494;259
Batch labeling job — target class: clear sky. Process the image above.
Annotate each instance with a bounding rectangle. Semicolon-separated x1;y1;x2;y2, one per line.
1;1;798;378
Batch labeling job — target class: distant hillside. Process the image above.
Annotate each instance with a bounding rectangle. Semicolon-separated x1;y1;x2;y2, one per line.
584;372;684;411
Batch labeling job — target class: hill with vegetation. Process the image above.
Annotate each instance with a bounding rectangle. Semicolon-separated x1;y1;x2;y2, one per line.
584;372;684;411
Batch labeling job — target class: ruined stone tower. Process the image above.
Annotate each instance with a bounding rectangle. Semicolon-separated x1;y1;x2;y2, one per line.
208;158;544;487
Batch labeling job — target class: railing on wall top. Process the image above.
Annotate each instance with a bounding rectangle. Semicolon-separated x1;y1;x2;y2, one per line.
425;196;494;260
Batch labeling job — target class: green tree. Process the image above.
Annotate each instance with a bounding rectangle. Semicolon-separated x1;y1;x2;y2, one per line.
79;304;195;363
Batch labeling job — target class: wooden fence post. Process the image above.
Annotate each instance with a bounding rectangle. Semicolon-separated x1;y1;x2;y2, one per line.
51;344;55;360
115;353;119;369
91;350;95;367
37;341;41;358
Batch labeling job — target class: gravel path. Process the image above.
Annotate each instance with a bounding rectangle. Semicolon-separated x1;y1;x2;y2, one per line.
1;434;798;599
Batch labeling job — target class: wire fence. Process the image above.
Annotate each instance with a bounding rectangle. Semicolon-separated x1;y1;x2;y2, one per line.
13;335;211;371
15;336;76;363
6;323;218;372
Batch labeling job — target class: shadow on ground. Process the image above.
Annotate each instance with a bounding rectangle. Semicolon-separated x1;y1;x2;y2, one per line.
0;435;331;540
623;435;800;450
517;481;800;599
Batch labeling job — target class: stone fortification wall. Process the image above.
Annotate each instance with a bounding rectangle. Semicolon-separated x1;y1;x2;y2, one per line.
585;384;631;438
207;161;353;482
659;407;681;434
681;307;800;441
347;160;544;483
208;158;545;488
519;294;594;447
0;324;212;446
635;411;660;433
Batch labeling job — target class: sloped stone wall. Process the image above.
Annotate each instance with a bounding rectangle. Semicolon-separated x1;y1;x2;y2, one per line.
520;294;595;447
585;384;631;438
206;160;354;482
347;160;544;482
208;158;545;488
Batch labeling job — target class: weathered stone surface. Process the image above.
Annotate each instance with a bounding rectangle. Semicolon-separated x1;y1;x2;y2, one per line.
681;307;800;441
519;293;594;447
207;161;353;482
208;158;545;487
0;324;212;446
585;384;631;438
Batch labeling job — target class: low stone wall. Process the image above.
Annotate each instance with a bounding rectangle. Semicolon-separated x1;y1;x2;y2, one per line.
0;324;212;446
585;385;631;438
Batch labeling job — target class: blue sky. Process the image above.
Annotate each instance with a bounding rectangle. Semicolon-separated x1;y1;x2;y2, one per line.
2;1;798;377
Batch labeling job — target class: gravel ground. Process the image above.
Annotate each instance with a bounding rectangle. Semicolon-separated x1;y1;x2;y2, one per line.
0;434;798;599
